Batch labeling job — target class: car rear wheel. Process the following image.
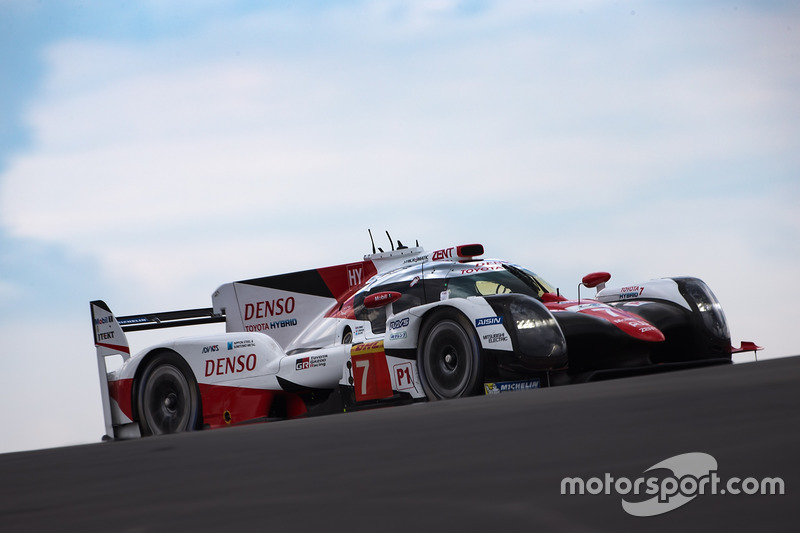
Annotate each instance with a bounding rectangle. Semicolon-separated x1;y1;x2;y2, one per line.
136;351;201;436
342;327;353;345
418;310;483;400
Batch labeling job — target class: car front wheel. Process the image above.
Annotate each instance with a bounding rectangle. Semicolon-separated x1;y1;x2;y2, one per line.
417;310;484;400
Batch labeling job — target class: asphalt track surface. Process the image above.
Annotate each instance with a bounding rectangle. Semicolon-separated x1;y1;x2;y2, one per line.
2;356;798;532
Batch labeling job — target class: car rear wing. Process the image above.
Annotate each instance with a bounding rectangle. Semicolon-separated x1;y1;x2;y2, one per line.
89;300;226;440
117;306;226;332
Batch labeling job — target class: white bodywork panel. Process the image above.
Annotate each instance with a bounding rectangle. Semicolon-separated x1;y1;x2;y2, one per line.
596;278;690;310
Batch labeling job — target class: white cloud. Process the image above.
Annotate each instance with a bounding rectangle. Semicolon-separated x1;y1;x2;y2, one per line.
2;1;796;300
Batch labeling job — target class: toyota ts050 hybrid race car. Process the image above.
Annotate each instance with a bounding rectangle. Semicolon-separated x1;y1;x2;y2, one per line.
90;238;760;440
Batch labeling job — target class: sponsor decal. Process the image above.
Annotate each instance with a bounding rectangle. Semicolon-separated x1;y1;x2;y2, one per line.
572;302;605;311
93;315;115;326
202;345;220;354
484;379;541;394
347;264;364;288
403;256;427;265
622;320;658;334
561;452;785;517
389;331;408;340
482;332;508;344
459;262;504;275
205;354;257;376
244;297;295;320
350;340;385;355
227;339;256;350
353;325;365;337
245;319;298;332
96;331;115;341
410;276;420;287
370;292;396;304
393;362;416;391
296;354;328;371
620;286;645;299
389;317;410;330
476;316;503;327
117;316;147;325
271;319;298;329
431;247;454;261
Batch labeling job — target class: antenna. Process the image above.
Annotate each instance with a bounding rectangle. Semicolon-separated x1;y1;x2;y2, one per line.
386;231;395;251
368;229;376;254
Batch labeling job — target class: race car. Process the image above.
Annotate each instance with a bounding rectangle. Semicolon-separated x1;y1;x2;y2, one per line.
90;238;760;440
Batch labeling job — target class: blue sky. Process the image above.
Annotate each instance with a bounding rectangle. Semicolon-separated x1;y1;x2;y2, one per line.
1;0;798;453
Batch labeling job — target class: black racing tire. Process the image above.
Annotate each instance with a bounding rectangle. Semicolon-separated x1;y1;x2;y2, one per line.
136;351;201;436
417;309;484;400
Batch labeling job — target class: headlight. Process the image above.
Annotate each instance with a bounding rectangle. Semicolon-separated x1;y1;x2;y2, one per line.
509;297;567;359
676;278;730;340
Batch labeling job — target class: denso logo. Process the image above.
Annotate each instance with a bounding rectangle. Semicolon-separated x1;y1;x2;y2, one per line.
205;354;257;376
244;297;295;320
476;316;503;327
389;317;410;330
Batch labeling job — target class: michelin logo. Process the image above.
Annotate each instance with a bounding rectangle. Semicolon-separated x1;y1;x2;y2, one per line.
484;379;540;394
476;316;503;327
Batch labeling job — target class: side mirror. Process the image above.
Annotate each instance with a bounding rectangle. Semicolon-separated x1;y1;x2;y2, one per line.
582;272;611;289
364;291;402;309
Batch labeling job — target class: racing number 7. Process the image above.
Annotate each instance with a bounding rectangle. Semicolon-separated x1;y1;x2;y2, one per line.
350;348;393;402
355;359;370;396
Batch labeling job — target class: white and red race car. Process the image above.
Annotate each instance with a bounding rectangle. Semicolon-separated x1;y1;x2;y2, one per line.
91;239;760;440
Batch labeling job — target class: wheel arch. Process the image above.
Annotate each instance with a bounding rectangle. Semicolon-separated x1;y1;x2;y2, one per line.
412;298;485;338
384;299;488;360
415;303;474;340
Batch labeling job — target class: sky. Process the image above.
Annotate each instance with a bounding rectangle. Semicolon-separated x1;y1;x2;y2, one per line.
0;0;798;454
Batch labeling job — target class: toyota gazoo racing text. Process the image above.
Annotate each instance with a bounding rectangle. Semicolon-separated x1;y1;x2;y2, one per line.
90;240;761;439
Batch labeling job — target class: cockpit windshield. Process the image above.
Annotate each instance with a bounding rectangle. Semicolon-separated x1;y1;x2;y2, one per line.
445;263;556;300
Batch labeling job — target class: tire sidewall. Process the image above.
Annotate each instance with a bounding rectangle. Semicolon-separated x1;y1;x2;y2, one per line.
136;350;202;436
417;308;484;400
